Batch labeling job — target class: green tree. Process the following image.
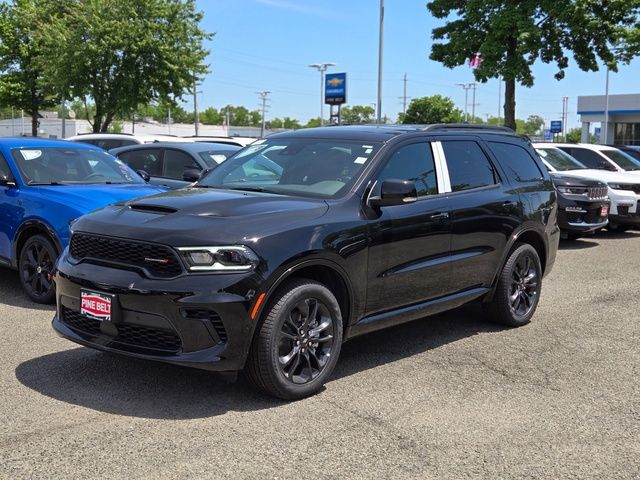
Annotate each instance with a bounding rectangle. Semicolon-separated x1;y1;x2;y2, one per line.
200;106;224;125
283;117;301;130
401;95;463;124
304;118;322;128
518;115;545;135
36;0;210;132
341;105;375;124
0;0;58;136
428;1;640;130
268;118;284;129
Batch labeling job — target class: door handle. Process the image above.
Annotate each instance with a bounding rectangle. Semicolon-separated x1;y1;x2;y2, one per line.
430;212;449;221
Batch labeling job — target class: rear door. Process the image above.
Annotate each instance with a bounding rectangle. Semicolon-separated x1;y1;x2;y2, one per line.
366;139;452;315
438;137;521;293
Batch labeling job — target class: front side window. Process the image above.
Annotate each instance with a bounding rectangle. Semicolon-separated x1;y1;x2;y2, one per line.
11;147;143;185
377;142;437;197
162;149;200;179
442;141;497;192
601;149;640;171
489;142;543;182
199;138;382;199
561;148;616;171
0;153;14;181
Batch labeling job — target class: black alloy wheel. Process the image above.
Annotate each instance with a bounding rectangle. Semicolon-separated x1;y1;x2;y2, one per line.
19;234;57;304
486;243;542;327
277;298;335;384
246;279;343;400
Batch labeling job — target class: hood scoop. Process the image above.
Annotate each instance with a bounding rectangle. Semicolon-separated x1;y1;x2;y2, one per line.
128;203;178;215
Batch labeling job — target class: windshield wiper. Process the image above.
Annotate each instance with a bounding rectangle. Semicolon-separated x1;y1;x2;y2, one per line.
27;181;64;186
226;186;280;194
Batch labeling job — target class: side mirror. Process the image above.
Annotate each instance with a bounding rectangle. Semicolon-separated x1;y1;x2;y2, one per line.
368;179;418;208
182;168;201;182
136;169;150;182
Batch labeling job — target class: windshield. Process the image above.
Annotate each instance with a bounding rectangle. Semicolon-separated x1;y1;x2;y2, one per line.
601;149;640;171
198;149;240;167
536;148;586;171
197;138;383;198
11;147;143;185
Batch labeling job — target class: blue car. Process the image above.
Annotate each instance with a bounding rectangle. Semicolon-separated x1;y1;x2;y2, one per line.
0;138;166;303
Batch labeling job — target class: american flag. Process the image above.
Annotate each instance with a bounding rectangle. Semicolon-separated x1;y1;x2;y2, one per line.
469;53;482;69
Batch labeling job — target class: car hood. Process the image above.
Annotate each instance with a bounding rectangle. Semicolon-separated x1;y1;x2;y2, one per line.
36;183;167;212
72;187;330;246
550;173;604;187
558;169;640;184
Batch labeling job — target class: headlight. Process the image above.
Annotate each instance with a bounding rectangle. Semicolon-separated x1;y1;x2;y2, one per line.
607;183;636;191
177;246;259;272
556;186;588;196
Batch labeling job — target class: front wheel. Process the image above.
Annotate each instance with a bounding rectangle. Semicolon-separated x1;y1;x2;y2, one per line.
18;234;58;304
485;243;542;327
606;222;629;232
245;279;343;400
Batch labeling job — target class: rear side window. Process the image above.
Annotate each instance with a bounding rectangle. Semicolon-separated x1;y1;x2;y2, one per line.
162;149;200;179
377;142;438;197
442;141;497;192
489;142;543;182
117;149;162;176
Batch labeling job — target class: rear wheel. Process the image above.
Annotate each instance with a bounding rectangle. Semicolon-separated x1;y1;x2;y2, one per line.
485;243;542;327
19;234;57;304
245;279;343;400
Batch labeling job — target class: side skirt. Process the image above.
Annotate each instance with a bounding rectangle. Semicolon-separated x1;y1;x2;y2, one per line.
345;287;490;340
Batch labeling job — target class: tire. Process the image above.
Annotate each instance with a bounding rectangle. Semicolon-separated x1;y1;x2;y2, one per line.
485;243;542;327
245;278;343;400
606;222;629;232
18;234;58;304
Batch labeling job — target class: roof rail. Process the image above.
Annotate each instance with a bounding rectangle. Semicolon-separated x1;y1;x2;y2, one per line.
421;123;514;133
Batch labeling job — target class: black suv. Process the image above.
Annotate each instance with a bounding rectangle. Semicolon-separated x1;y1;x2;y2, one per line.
52;125;559;399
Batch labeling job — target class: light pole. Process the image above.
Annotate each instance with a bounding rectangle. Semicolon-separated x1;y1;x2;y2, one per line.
456;83;473;122
603;68;610;144
376;0;384;123
308;63;336;126
257;91;271;137
193;79;203;136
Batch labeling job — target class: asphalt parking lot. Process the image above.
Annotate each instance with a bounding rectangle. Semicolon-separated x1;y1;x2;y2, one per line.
1;232;639;479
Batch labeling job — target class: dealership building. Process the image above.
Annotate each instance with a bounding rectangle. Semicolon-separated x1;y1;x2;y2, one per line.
578;93;640;145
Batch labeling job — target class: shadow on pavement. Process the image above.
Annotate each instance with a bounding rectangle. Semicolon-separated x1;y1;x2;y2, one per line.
558;239;599;250
594;230;640;240
0;267;55;312
16;304;504;419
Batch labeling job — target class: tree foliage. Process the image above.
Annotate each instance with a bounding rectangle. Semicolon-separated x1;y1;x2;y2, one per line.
401;95;463;124
35;0;210;132
427;1;640;130
341;105;375;124
0;0;58;136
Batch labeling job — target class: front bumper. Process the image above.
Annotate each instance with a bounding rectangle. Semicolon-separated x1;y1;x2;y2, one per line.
557;196;609;234
52;255;263;372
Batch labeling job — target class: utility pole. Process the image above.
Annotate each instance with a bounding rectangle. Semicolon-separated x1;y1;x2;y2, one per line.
604;68;610;144
561;96;569;138
471;83;478;122
257;91;271;138
402;73;408;114
308;63;336;126
193;79;201;136
168;104;172;135
60;95;66;138
456;83;474;122
376;0;384;124
497;77;502;125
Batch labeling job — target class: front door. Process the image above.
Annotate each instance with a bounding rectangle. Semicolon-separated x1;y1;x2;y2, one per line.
366;140;452;316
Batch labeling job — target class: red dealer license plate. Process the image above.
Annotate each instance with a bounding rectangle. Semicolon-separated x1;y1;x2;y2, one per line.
80;290;113;321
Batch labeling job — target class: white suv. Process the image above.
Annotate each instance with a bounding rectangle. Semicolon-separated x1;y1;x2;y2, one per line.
67;133;194;151
534;143;640;232
552;143;640;174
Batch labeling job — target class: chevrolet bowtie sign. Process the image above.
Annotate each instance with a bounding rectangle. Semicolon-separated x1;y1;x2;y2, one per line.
325;72;347;105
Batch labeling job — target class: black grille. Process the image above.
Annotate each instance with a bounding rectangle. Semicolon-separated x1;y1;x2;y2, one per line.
61;307;101;335
70;233;183;278
587;186;608;200
183;309;227;343
114;323;181;352
61;307;181;353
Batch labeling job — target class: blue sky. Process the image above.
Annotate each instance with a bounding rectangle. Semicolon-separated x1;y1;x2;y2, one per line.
193;0;640;129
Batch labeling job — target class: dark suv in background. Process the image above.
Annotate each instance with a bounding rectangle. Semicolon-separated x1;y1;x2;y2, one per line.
53;125;559;399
